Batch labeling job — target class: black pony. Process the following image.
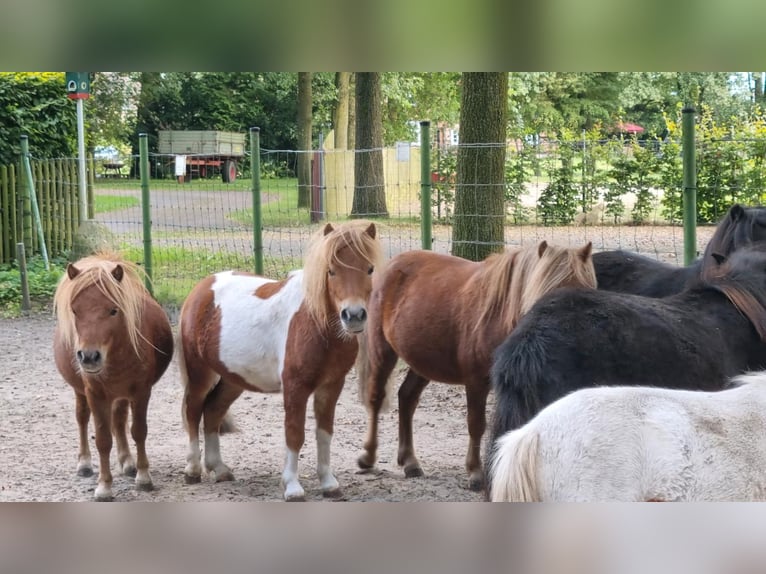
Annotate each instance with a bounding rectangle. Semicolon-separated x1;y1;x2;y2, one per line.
486;244;766;494
593;204;766;296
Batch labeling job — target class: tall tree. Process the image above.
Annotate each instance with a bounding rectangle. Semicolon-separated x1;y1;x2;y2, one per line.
347;73;356;150
333;72;350;149
297;72;313;208
351;73;388;218
451;73;508;261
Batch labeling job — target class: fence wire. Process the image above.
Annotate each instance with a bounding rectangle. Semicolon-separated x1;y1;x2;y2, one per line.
3;136;765;309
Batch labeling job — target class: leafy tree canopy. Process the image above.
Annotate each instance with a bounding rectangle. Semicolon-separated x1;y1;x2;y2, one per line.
0;73;76;165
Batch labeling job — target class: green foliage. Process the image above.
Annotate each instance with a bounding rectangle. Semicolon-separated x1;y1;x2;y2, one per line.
0;255;65;316
95;194;141;213
0;73;77;165
537;144;578;225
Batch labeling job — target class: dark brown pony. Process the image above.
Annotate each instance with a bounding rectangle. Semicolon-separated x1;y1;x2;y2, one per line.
178;221;383;501
593;204;766;296
356;241;596;490
53;252;173;501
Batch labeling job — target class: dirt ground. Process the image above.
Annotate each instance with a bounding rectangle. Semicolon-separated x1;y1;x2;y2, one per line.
0;313;486;502
0;219;718;502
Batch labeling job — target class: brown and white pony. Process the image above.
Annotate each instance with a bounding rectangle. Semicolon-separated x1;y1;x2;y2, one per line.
53;252;173;501
178;221;383;501
356;241;596;490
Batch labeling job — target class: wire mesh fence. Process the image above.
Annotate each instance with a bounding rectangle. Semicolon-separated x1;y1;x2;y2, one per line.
3;133;766;310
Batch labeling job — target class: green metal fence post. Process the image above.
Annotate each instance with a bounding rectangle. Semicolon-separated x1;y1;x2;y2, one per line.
682;106;697;266
139;133;153;294
420;121;432;250
21;136;49;269
251;127;263;275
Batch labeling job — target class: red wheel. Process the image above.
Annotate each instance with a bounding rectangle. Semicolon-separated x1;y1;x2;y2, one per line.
222;159;237;183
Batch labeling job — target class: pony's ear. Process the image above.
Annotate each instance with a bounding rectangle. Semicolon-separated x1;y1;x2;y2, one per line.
579;242;593;261
66;263;81;280
711;253;726;266
364;222;376;239
323;223;335;236
111;264;124;282
730;204;745;221
537;240;548;257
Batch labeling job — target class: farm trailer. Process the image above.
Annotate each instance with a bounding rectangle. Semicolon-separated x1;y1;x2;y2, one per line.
158;130;246;183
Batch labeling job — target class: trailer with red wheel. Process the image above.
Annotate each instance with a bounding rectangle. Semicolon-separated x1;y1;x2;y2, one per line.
158;130;245;183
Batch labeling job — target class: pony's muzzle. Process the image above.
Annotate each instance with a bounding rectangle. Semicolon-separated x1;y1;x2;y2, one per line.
340;306;367;333
76;349;103;372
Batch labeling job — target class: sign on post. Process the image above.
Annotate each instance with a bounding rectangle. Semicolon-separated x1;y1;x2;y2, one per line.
65;72;90;100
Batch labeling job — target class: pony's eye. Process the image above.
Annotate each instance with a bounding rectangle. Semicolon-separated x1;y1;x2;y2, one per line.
328;269;336;277
110;308;118;316
368;266;374;275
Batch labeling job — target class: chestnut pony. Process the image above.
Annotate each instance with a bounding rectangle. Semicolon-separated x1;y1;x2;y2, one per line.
53;252;173;501
356;240;596;490
178;221;383;501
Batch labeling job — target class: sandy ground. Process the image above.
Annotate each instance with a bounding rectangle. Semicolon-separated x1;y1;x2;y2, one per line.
0;313;486;502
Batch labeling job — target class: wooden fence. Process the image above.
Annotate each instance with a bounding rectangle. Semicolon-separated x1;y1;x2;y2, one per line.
0;158;92;264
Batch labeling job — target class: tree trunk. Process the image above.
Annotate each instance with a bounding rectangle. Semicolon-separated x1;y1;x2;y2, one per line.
297;72;312;208
347;73;356;151
451;73;508;261
753;72;765;106
351;73;388;218
334;72;350;149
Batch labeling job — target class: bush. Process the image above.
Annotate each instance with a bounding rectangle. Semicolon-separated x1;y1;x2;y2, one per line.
0;256;65;316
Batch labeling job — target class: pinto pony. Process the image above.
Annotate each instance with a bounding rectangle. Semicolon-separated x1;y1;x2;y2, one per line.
490;372;766;502
593;204;766;296
487;244;766;496
178;221;383;501
53;252;173;501
356;241;596;490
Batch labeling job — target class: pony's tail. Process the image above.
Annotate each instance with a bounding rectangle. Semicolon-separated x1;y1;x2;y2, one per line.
489;429;541;502
355;332;393;413
485;331;547;495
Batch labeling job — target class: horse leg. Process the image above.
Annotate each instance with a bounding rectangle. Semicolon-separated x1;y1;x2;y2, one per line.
396;369;430;479
282;384;312;501
182;368;218;484
87;391;114;501
74;392;93;477
357;340;398;470
464;381;490;491
112;398;136;477
313;379;346;498
202;380;243;482
130;391;154;491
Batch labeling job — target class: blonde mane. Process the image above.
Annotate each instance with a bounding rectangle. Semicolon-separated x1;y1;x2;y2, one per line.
520;242;596;315
302;221;384;330
470;241;595;333
54;252;148;357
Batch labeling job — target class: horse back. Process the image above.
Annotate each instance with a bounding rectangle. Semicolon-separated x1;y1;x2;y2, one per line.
179;270;304;393
593;250;698;296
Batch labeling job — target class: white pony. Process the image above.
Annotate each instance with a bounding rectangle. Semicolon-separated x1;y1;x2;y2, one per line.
489;372;766;502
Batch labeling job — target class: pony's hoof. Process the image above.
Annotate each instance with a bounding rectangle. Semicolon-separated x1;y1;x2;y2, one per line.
184;474;202;485
285;494;306;502
122;464;137;478
404;465;424;479
323;487;344;499
357;454;375;470
94;494;114;502
136;481;154;492
468;476;485;492
77;467;94;478
214;469;235;482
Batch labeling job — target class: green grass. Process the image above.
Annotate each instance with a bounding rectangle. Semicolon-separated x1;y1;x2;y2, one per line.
95;194;140;213
117;245;300;308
